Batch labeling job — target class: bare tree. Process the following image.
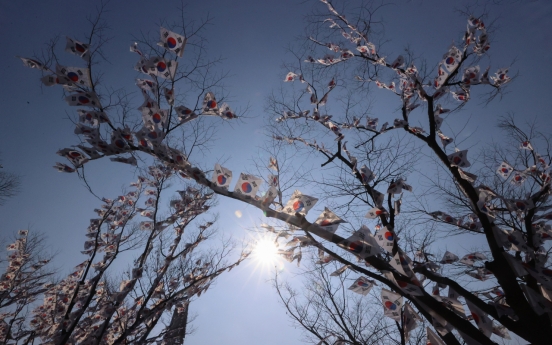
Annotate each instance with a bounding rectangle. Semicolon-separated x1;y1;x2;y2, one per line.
0;231;54;343
274;259;427;345
17;1;552;345
8;4;251;344
0;166;247;345
0;164;21;206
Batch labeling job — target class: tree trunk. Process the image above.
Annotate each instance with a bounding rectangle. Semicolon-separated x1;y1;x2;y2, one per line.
163;303;189;345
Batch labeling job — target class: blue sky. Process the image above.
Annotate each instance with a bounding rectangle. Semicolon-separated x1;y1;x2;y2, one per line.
1;0;552;344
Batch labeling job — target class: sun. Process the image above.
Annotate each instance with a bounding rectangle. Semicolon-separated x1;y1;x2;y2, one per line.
252;237;279;264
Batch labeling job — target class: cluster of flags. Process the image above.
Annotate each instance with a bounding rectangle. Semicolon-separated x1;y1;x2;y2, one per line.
10;166;248;344
18;27;241;174
187;9;546;345
495;141;550;187
17;4;550;344
210;158;316;214
1;230;49;293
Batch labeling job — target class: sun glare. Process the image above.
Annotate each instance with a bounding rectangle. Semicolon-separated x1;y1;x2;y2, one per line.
253;238;279;264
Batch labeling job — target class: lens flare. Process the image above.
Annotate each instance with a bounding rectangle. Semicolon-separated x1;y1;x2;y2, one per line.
252;238;278;264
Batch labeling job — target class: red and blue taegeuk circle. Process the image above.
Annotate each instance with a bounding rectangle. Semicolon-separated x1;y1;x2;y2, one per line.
242;182;252;193
67;72;79;82
293;200;304;211
156;61;167;72
348;241;363;254
78;96;90;104
357;280;370;287
75;43;86;53
384;301;397;310
167;37;177;49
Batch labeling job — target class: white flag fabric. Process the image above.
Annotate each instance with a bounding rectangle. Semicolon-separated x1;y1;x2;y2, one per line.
381;288;403;321
315;207;346;233
202;92;219;115
390;252;407;275
394;275;424;296
65;36;90;60
339;227;381;259
496;162;513;179
440;251;459;264
459;252;487;266
375;226;395;253
268;157;279;171
434;114;443;130
268;174;279;188
402;304;422;342
432;314;452;337
233;173;262;198
54;162;75;173
212;163;232;189
359;165;376;184
390;55;405;69
137;89;159;111
500;229;529;252
365;207;387;219
284;72;298;82
492;324;511;339
521;284;552;315
138;57;177;79
140;221;154;230
260;186;279;209
434;65;448;89
282;190;318;215
366;117;378;131
219;103;237;119
442;46;461;72
57;148;89;167
447;150;471;167
351;225;381;253
426;327;445;345
444;291;465;317
142;108;168;129
159;27;187;57
175;106;198;124
520;141;533;150
327;121;343;139
65;92;101;108
462;66;480;85
77;109;109;125
56;65;91;87
465;299;493;337
511;171;527;186
371;189;385;207
330;264;350;277
119;279;133;292
438;132;454;148
348;277;374;295
152;57;177;79
386;178;412;194
164;87;174;106
17;56;47;70
41;74;70;87
459;168;478;183
136;78;158;93
505;198;534;213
